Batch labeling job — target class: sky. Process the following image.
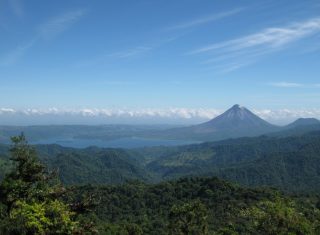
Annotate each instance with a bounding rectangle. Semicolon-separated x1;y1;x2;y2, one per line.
1;0;320;125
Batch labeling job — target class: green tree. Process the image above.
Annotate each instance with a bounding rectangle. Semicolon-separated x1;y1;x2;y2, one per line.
101;222;142;235
0;134;83;234
240;197;318;235
168;199;208;235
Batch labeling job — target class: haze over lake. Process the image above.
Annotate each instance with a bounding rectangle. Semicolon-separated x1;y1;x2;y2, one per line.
31;137;200;149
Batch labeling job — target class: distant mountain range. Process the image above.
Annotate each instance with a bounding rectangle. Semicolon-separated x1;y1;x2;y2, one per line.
0;104;319;145
151;104;320;141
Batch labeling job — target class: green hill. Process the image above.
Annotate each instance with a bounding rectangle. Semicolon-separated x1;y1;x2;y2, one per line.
0;144;151;185
1;130;320;192
145;131;320;192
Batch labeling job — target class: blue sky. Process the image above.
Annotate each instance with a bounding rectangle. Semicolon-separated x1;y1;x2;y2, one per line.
1;0;320;124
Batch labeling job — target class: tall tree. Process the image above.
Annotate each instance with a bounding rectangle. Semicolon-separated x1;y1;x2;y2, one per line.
0;134;83;234
168;199;208;235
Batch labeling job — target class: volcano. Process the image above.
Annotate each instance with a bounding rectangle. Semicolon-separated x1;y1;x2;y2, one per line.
196;104;276;132
159;104;279;141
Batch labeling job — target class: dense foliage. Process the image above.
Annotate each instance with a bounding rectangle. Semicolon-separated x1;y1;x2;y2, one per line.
0;135;95;234
1;134;320;234
0;144;151;185
145;131;320;192
39;145;150;185
69;177;320;234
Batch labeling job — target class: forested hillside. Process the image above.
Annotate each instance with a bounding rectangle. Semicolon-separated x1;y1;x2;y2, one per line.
1;134;320;234
145;131;320;192
0;144;151;185
1;130;320;192
65;177;320;234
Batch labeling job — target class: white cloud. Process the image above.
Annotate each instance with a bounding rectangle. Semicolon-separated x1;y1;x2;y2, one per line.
192;18;320;54
0;39;36;66
190;17;320;72
9;0;24;18
167;8;243;30
0;107;320;125
109;37;179;59
0;108;16;114
0;107;220;119
0;9;86;66
269;82;303;88
75;37;179;67
269;82;320;88
108;46;153;59
254;109;320;123
38;9;87;40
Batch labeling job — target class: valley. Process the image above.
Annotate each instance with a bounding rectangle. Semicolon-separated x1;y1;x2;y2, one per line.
1;106;320;234
1;107;320;193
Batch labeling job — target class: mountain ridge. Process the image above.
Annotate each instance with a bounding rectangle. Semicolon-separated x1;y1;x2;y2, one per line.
0;105;319;144
284;118;320;129
153;104;280;141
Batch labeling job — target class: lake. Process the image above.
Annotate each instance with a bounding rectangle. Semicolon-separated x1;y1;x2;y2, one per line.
32;137;200;149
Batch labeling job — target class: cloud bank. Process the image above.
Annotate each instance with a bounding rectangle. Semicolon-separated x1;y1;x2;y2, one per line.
0;107;320;125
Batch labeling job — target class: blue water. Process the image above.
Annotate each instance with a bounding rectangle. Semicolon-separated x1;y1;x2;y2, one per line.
32;137;200;149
